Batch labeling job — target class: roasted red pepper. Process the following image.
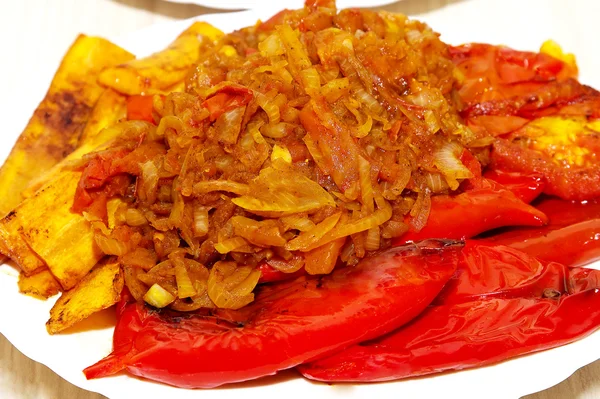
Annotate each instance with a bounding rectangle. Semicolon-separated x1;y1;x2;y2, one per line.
483;169;545;204
484;197;600;267
395;182;547;245
299;242;600;382
434;241;600;304
300;293;600;382
84;239;462;388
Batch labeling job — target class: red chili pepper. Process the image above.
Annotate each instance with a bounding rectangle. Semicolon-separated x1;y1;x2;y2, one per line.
394;183;547;245
262;171;547;283
126;95;155;124
202;85;253;122
84;239;463;388
262;175;546;284
483;197;600;267
299;242;600;382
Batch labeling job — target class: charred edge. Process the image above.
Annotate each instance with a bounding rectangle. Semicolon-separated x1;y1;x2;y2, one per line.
393;238;465;257
316;276;324;289
3;210;16;222
28;90;92;159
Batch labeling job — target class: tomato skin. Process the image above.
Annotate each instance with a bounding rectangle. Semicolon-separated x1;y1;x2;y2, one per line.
85;239;462;388
395;184;547;245
299;242;600;382
300;102;360;191
483;197;600;267
72;148;131;217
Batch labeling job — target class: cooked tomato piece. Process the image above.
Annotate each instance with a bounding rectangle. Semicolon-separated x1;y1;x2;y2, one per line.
127;95;155;124
202;85;253;122
491;115;600;200
451;44;577;111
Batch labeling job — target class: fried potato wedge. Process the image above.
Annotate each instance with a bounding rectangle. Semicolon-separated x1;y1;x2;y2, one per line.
0;35;133;216
18;269;62;299
46;259;123;334
0;171;103;287
98;22;223;95
22;89;128;197
0;120;150;280
78;88;129;146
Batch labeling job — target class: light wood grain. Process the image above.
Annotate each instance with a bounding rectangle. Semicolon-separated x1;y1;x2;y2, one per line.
1;0;599;398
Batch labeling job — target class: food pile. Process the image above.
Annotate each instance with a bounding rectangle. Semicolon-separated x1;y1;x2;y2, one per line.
2;0;600;390
73;2;484;312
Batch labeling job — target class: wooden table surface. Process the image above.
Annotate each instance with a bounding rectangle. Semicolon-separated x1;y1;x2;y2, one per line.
1;0;599;398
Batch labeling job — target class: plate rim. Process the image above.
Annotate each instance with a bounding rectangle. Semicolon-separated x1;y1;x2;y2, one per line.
2;3;600;399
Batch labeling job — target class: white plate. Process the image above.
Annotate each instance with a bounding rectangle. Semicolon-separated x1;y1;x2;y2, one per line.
2;1;600;398
163;0;399;11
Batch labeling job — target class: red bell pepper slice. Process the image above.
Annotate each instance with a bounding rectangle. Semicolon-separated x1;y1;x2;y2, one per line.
84;239;462;388
483;197;600;267
434;241;600;305
535;196;600;226
394;183;548;245
300;293;600;382
483;169;546;204
299;242;600;382
485;221;600;268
